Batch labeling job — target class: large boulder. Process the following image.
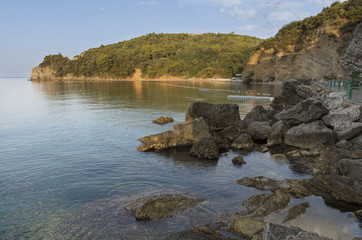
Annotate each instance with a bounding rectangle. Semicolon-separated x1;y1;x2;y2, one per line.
284;121;335;149
216;126;243;142
241;105;268;127
271;80;306;110
138;117;210;151
126;193;204;221
334;121;362;140
322;92;350;112
351;133;362;145
185;102;241;130
189;136;219;160
322;105;362;127
276;98;328;125
231;134;254;150
267;120;289;147
247;121;271;140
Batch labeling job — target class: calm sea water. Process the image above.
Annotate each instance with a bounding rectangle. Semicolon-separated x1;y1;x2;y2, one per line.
0;78;360;239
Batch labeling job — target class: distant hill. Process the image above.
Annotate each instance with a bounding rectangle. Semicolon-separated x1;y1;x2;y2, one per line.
32;33;262;81
242;0;362;82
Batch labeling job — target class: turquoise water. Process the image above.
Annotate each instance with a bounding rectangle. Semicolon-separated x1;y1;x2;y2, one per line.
0;78;360;239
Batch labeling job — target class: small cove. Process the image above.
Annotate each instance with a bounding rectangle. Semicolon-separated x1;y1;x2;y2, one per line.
0;78;360;239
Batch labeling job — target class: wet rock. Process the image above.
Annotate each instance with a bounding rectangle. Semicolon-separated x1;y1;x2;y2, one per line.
285;231;331;240
286;149;313;158
338;159;362;183
247;121;271;140
138;117;210;151
231;133;254;150
153;116;174;125
276;98;328;125
309;144;325;156
166;231;214;240
322;105;362;127
248;190;291;217
232;155;246;165
282;202;310;223
272;154;289;162
185;102;242;130
211;135;230;153
267;120;289;147
354;209;362;220
237;176;281;192
191;224;224;240
284;121;335;149
335;140;353;149
231;216;265;238
323;92;350;112
189;136;219;160
241;105;268;127
334;121;362;141
217;126;243;142
126;194;204;221
262;223;302;240
242;193;274;215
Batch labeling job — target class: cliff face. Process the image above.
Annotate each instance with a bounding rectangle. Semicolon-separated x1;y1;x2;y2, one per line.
242;26;348;82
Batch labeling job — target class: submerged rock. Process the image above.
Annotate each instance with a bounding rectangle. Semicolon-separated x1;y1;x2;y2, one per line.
232;155;246;165
272;154;289;162
263;223;331;240
126;194;204;221
189;136;219;160
282;202;310;223
138;117;210;151
153;116;174;125
185;102;242;130
237;176;281;192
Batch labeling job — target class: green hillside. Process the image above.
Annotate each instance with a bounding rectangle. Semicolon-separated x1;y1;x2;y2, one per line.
39;33;262;79
259;0;361;52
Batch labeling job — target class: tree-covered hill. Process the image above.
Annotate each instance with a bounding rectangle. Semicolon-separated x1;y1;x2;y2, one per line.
259;0;361;53
38;33;262;79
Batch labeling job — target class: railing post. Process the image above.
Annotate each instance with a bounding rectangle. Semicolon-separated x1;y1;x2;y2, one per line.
338;80;341;91
347;83;352;100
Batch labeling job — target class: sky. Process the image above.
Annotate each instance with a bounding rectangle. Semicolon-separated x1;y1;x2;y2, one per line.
0;0;345;77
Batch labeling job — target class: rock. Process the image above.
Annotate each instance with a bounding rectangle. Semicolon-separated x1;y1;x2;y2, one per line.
267;120;289;147
351;133;362;145
334;121;362;141
338;159;362;183
309;144;326;156
165;231;214;240
241;105;268;127
191;224;224;240
138;117;210;151
262;223;302;240
335;140;353;149
355;209;362;220
285;231;331;240
323;105;362;127
185;102;242;130
211;135;230;153
189;136;219;160
248;190;291;217
126;194;204;221
272;154;289;162
247;121;271;140
322;92;350;112
231;216;265;238
153;116;174;125
237;176;281;192
231;133;254;150
282;202;310;223
217;126;243;142
284;121;335;149
232;155;246;165
276;98;328;125
286;149;313;158
271;80;306;111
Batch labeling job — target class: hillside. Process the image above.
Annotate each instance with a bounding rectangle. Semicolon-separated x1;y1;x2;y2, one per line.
242;0;362;82
31;33;262;81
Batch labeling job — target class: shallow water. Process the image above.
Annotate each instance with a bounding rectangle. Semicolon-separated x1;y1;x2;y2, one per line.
0;78;360;239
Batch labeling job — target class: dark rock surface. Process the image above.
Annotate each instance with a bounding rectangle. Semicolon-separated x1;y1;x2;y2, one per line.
232;155;246;165
241;105;269;127
282;202;310;223
267;120;289;147
231;216;265;238
153;116;174;125
231;133;254;150
189;136;219;160
247;121;271;140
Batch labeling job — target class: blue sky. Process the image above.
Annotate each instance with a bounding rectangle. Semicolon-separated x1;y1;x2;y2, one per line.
0;0;343;77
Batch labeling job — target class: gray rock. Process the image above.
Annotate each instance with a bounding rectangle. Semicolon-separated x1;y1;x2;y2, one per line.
335;140;353;149
153;116;174;125
211;135;230;153
217;126;243;141
241;105;268;127
334;121;362;140
185;102;242;130
232;155;247;165
323;92;350;112
237;176;281;192
282;202;310;223
166;231;214;240
351;133;362;145
231;133;254;150
276;98;328;125
262;223;302;240
138;117;210;151
267;120;289;147
231;216;265;238
126;194;204;221
189;136;219;160
338;159;362;183
271;80;307;111
272;154;289;162
248;190;291;217
284;121;335;149
247;121;271;140
323;105;362;127
286;149;313;158
285;231;332;240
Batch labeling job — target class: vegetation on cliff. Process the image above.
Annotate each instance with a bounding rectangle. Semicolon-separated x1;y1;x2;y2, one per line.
259;0;362;53
38;33;262;79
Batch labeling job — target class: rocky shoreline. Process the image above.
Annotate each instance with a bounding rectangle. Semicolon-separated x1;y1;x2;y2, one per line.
136;79;362;239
